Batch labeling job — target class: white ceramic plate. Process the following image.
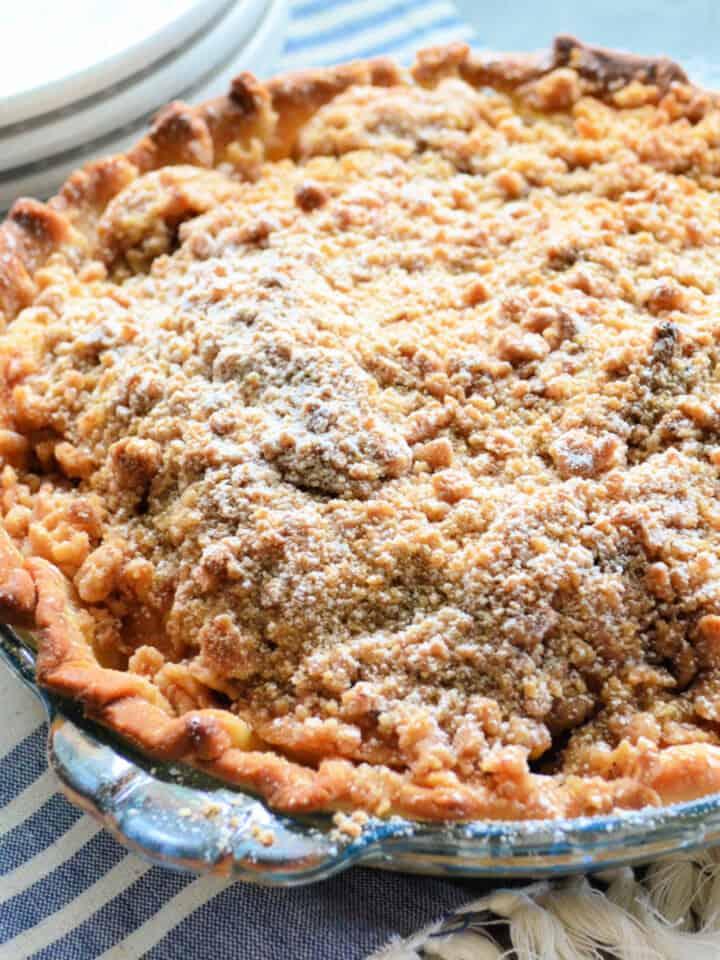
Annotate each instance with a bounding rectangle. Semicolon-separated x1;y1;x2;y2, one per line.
0;0;270;171
2;0;234;127
0;0;288;211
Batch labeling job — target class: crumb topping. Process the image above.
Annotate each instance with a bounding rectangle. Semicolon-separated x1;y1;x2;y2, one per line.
6;72;720;815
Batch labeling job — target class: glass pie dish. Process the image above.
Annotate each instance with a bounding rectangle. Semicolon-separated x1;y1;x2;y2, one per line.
3;623;720;885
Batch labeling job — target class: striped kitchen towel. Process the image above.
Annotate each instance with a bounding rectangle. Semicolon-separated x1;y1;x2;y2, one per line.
0;3;477;959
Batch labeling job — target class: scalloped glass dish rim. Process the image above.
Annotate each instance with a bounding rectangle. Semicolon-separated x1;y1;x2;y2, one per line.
3;623;720;884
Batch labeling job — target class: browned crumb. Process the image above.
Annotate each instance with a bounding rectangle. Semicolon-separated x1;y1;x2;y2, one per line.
250;824;275;847
332;810;370;840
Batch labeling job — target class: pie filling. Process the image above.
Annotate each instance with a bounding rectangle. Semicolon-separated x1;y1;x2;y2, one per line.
5;61;720;818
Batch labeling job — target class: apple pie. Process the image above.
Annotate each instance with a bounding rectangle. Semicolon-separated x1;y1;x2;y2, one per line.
4;37;720;820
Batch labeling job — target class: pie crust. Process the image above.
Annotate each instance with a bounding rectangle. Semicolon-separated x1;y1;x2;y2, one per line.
4;37;720;820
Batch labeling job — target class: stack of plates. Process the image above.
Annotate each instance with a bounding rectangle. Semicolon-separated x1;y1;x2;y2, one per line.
0;0;288;210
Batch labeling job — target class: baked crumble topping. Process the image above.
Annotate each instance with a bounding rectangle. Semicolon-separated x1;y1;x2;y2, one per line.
4;40;720;818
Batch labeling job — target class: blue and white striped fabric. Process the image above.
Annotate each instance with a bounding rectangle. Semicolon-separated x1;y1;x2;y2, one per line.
0;3;477;958
281;0;470;70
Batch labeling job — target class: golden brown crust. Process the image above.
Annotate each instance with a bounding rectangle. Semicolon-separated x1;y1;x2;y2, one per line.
0;39;690;327
0;200;71;321
413;35;688;96
4;38;720;821
32;546;702;819
0;528;35;626
551;34;687;90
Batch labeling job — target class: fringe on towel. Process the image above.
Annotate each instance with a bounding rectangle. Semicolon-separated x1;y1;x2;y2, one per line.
368;850;720;959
